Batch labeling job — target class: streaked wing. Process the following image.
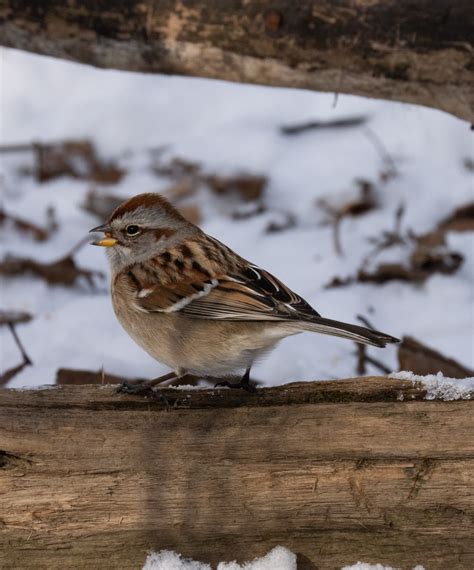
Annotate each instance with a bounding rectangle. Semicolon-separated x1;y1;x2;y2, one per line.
137;263;320;321
137;278;219;313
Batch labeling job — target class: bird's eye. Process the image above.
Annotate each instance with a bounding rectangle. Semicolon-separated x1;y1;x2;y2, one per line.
125;225;141;236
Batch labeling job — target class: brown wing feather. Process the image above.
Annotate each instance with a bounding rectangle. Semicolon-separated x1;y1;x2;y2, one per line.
136;260;320;321
137;280;219;313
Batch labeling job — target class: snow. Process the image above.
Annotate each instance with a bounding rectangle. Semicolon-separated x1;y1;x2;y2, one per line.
141;549;426;570
142;550;210;570
217;546;296;570
142;547;295;570
390;371;474;400
1;47;473;388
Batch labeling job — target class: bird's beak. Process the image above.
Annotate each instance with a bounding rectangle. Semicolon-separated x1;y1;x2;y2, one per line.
89;224;118;247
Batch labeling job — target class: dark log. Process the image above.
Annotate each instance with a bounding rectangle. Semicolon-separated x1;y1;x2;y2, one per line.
1;377;473;569
0;1;472;121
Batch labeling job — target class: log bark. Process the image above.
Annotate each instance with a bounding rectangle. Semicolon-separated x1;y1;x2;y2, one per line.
0;1;472;121
1;377;473;569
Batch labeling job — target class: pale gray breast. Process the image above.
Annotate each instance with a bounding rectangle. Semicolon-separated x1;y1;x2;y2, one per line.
111;274;180;369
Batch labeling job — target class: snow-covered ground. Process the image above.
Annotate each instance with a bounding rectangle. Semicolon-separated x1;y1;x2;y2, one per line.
1;47;473;388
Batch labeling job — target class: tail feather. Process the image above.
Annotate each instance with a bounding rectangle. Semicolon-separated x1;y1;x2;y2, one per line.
299;317;399;348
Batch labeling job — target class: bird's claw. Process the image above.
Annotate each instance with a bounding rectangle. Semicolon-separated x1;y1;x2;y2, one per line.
214;379;257;393
116;381;172;408
116;380;153;396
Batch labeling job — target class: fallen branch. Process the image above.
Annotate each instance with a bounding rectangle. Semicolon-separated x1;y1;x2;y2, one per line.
0;1;472;120
0;377;473;569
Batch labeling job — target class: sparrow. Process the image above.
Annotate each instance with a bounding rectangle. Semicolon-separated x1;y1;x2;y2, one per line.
90;193;399;391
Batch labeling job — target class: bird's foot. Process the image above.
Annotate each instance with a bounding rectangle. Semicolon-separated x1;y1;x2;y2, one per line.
116;371;177;396
116;381;172;408
214;366;258;393
214;376;258;393
116;380;154;396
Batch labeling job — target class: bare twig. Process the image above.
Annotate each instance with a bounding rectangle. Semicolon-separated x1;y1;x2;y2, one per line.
353;315;392;375
0;143;35;153
0;310;32;326
7;323;32;366
356;315;377;330
0;322;33;387
354;343;391;375
356;344;367;375
280;115;367;136
363;353;392;375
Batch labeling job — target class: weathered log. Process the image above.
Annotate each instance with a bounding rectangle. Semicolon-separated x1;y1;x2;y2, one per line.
1;377;473;569
0;1;472;121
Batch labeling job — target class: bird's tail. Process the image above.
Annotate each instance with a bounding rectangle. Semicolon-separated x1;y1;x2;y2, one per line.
297;317;399;348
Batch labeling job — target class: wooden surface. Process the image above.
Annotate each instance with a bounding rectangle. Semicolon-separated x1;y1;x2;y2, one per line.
0;0;472;121
1;377;473;569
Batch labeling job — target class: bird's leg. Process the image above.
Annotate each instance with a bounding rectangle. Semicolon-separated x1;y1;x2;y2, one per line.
215;366;257;393
166;374;201;387
148;371;179;386
117;371;177;395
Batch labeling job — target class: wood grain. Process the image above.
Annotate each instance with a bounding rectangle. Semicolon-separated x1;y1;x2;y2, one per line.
1;377;473;569
0;1;472;121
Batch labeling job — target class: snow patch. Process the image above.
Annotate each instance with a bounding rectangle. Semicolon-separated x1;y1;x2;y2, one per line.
217;546;297;570
390;371;474;400
142;550;210;570
142;547;296;570
142;550;426;570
